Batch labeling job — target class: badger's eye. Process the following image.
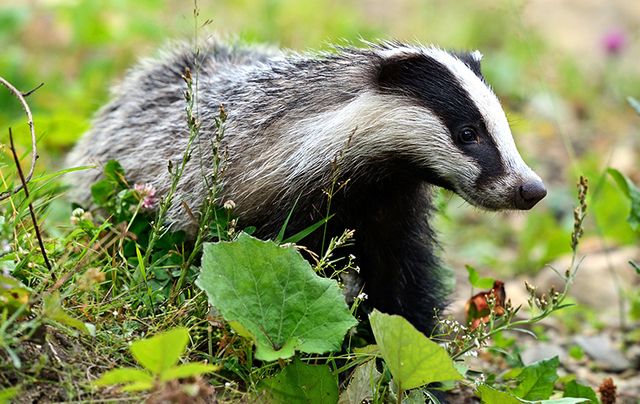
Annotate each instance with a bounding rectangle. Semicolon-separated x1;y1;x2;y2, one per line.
458;127;478;144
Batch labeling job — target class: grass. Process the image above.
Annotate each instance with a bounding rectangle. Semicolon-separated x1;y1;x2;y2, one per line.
1;0;639;402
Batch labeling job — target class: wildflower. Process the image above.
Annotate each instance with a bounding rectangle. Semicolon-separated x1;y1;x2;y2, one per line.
223;200;236;210
602;28;626;56
356;292;368;300
473;373;486;386
463;349;478;358
133;183;158;210
70;207;85;225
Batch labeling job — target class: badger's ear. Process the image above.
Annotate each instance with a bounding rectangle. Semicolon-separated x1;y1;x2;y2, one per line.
451;50;483;79
376;52;432;89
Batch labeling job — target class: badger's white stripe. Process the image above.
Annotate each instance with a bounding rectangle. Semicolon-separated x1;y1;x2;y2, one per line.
234;91;480;204
374;44;539;183
471;50;483;62
424;48;540;182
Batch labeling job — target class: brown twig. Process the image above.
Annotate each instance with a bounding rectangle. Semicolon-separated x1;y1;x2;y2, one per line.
0;76;41;200
8;128;53;275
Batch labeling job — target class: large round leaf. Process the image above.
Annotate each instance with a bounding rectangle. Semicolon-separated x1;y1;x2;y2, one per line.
369;310;462;390
196;233;357;361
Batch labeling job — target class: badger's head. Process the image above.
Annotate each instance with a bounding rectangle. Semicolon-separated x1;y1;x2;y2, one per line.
366;44;546;210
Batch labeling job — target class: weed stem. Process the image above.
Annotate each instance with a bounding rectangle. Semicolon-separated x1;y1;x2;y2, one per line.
8;128;53;276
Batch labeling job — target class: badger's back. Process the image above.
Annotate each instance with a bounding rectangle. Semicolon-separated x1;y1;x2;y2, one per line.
66;40;287;232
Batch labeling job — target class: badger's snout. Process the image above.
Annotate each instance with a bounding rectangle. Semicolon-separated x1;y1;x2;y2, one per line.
514;180;546;210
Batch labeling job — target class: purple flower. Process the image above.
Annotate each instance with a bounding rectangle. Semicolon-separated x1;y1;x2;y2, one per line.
134;183;158;210
602;28;626;56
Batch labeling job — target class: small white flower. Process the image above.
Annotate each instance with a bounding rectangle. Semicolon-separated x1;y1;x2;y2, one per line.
70;207;85;225
463;350;478;357
473;373;486;386
356;292;368;300
223;200;236;210
72;207;85;216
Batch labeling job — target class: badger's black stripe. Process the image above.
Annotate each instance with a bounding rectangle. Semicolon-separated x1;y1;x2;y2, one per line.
375;52;504;184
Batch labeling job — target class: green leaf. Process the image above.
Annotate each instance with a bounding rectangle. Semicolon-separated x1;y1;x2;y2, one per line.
407;390;432;403
103;159;127;187
563;380;599;403
477;384;522;404
369;310;462;390
42;292;91;335
535;399;591;404
512;356;560;401
90;179;115;206
338;360;381;404
0;386;20;403
466;265;495;289
258;358;338;404
120;380;157;392
93;367;154;389
91;160;129;208
130;327;189;374
160;363;220;382
353;344;380;356
608;168;640;231
608;168;633;197
196;233;357;361
228;320;253;339
477;384;521;404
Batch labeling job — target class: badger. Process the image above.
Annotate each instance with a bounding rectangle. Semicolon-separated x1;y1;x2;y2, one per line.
66;39;546;333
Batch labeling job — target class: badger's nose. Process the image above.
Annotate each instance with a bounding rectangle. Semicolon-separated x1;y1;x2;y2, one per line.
514;180;547;210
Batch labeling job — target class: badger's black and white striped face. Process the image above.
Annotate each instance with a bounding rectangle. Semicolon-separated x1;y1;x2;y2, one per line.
371;45;546;210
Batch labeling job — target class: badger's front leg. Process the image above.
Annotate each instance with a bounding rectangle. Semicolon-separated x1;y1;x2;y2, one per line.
350;182;446;334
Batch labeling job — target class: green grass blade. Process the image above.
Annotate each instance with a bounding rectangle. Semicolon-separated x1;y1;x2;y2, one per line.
282;214;334;245
276;192;302;244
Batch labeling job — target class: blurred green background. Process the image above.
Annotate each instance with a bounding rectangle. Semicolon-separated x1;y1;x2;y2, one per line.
1;0;639;276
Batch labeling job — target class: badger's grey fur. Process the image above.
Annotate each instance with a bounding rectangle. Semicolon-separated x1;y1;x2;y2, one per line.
67;39;546;332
